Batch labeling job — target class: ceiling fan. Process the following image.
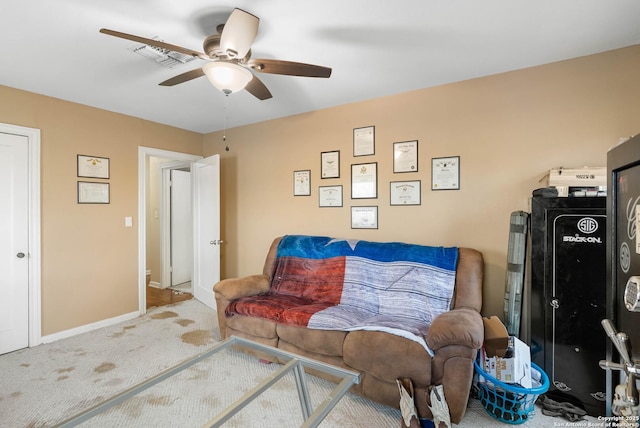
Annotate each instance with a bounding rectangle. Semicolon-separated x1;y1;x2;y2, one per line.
100;8;332;100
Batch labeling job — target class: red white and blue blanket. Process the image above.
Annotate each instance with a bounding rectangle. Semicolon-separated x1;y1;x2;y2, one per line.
226;235;459;354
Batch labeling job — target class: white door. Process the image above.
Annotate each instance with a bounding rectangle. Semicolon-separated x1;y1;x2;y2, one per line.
170;169;192;286
0;132;29;354
192;154;220;309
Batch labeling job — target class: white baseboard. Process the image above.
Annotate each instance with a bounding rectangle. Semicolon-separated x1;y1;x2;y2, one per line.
149;281;162;288
41;310;140;344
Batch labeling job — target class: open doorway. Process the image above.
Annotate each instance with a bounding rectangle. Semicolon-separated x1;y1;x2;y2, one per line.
139;148;200;312
138;147;220;314
146;157;193;308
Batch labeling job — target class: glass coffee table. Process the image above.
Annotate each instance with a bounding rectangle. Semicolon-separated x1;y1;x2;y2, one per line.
54;336;361;428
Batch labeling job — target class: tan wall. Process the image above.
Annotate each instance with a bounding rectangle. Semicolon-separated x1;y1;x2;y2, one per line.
204;45;640;318
0;85;203;335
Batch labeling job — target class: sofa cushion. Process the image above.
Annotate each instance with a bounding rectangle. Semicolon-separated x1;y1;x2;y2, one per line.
226;294;309;322
276;340;355;387
271;256;346;304
225;315;278;339
276;324;347;357
280;303;335;326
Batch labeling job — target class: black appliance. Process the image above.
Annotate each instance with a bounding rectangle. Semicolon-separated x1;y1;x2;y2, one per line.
530;195;607;416
607;133;640;415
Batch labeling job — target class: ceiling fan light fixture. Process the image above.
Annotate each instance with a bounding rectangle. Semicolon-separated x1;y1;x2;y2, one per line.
203;62;252;94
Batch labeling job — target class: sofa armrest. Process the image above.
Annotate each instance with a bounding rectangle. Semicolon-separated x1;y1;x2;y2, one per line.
213;274;271;301
426;307;484;351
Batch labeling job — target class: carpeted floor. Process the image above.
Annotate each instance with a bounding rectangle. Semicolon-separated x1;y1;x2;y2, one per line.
0;300;603;427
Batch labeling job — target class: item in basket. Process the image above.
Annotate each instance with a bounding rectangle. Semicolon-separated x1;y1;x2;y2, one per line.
482;336;532;388
482;316;510;357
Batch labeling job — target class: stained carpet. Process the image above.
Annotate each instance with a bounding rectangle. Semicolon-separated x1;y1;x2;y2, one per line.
0;299;601;427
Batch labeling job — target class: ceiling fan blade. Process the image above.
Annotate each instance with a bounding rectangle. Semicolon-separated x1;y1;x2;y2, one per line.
244;74;272;100
159;67;205;86
100;28;208;60
219;8;259;59
247;59;331;78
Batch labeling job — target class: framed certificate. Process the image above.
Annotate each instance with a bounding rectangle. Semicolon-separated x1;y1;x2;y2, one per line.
351;162;377;199
432;156;460;190
390;180;421;205
351;206;378;229
78;181;110;204
321;150;340;179
293;170;311;196
319;185;343;207
393;140;418;173
77;154;109;179
353;126;375;156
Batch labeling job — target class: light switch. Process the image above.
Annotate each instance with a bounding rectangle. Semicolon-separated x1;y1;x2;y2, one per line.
125;217;133;227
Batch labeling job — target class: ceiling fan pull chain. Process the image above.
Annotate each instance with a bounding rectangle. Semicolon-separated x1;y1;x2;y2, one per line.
223;94;229;150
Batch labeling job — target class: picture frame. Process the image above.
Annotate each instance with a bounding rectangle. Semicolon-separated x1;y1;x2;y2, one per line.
432;156;460;190
353;126;375;156
78;181;110;204
77;154;110;179
351;162;378;199
321;150;340;179
390;180;421;205
393;140;418;173
293;170;311;196
319;185;343;207
351;206;378;229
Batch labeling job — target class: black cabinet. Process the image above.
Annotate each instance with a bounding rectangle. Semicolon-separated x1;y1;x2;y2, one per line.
607;133;640;416
530;195;607;416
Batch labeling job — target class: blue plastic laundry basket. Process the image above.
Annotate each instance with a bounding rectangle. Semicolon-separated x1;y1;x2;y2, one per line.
473;358;549;424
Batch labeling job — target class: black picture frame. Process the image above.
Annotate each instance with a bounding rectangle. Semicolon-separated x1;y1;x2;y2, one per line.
319;185;343;207
390;180;421;205
77;181;110;204
77;154;110;179
431;156;460;190
353;126;375;157
351;206;378;229
293;170;311;196
321;150;340;179
351;162;378;199
393;140;418;173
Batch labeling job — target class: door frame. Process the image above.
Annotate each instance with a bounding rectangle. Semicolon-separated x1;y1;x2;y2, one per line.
0;122;41;347
138;147;202;314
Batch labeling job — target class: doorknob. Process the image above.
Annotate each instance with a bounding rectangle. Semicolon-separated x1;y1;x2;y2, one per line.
209;240;224;245
16;252;25;258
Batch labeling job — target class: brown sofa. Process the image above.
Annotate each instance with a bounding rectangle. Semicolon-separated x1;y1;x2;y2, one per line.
213;236;484;423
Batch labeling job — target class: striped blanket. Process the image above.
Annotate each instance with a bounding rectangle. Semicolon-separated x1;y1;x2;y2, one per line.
226;235;458;354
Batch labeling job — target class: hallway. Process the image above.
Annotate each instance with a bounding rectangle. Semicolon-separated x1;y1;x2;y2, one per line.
146;285;192;309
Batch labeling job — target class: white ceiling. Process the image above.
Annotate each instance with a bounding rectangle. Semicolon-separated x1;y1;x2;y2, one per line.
1;1;639;134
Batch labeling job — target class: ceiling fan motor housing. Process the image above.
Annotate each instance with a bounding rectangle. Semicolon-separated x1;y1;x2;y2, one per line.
203;34;251;63
203;34;223;58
